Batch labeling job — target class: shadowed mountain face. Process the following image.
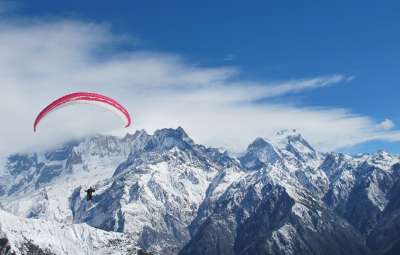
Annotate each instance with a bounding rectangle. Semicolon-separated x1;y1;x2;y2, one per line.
181;173;367;255
1;128;400;255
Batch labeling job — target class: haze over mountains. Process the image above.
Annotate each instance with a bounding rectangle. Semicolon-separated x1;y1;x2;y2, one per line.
1;127;400;255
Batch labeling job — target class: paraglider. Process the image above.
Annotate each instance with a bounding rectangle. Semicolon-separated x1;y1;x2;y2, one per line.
85;187;96;201
33;92;132;132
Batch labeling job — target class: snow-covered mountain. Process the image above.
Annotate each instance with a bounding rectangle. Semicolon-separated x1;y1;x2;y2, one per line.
0;134;135;222
1;127;400;255
0;209;138;255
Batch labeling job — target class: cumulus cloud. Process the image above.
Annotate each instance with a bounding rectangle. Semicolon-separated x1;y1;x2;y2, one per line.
376;119;395;130
0;18;399;155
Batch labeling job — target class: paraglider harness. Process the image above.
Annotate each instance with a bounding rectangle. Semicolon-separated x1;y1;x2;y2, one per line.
85;187;95;201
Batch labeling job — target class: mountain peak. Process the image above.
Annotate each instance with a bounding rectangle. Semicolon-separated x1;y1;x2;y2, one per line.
123;129;149;141
153;127;194;145
248;137;270;149
271;129;318;164
117;127;196;158
240;137;281;170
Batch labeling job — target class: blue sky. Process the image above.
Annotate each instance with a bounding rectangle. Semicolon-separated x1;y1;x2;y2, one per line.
1;0;399;154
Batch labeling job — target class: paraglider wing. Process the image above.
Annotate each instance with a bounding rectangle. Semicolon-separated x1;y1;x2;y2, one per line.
33;92;131;132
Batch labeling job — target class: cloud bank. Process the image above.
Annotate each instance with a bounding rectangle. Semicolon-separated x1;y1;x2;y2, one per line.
0;18;399;155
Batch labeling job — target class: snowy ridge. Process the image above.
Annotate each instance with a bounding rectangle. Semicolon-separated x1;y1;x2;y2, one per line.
0;134;136;222
0;209;137;255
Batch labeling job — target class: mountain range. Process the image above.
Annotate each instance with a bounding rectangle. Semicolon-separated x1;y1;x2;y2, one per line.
1;127;400;255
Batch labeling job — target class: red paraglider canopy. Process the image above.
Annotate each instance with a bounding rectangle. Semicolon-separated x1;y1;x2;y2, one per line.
33;92;132;132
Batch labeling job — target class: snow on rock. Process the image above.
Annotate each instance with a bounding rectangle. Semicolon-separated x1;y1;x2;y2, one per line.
0;209;138;255
366;150;400;171
0;134;135;222
273;129;321;168
1;127;400;255
270;224;299;254
239;138;281;170
70;127;239;255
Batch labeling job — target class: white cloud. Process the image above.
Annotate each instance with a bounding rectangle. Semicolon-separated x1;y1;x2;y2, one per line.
376;119;395;130
0;18;399;155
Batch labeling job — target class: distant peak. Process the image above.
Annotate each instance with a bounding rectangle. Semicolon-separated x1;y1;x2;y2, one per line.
247;137;277;153
143;127;195;152
154;127;191;140
176;126;185;133
240;137;280;170
376;150;389;155
272;129;318;162
250;137;269;147
372;150;394;160
123;129;149;140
